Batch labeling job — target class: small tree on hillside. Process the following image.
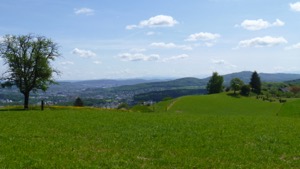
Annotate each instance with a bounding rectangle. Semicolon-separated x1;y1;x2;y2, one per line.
206;72;224;94
74;97;84;107
230;78;244;94
250;71;261;94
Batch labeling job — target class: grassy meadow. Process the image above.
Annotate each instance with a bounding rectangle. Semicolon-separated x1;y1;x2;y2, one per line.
0;94;300;168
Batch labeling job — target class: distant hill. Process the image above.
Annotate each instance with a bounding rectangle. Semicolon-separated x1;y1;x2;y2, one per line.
112;77;207;91
53;71;300;90
71;79;167;88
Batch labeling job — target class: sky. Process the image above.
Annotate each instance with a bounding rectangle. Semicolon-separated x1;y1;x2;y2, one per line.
0;0;300;80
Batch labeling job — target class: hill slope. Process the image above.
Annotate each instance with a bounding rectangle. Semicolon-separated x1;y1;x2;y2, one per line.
158;93;282;116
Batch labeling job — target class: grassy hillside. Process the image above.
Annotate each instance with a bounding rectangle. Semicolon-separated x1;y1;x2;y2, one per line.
1;94;300;168
278;99;300;117
164;93;282;116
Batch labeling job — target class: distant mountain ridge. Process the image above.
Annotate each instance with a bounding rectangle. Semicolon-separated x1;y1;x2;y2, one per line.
109;71;300;91
56;71;300;90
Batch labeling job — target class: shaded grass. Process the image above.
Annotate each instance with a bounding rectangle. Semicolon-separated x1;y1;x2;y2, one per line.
0;94;300;168
279;99;300;117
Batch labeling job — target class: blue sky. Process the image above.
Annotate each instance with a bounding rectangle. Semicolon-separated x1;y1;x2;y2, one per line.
0;0;300;80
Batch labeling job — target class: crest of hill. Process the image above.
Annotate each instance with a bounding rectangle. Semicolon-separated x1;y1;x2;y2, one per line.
112;77;206;91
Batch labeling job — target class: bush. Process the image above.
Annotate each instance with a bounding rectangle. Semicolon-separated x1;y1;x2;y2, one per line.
240;85;251;96
74;97;84;107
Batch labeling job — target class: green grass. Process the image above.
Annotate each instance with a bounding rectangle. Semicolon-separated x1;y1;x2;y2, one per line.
0;94;300;168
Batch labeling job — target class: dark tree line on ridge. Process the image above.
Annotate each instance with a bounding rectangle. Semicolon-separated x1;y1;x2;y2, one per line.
206;71;261;96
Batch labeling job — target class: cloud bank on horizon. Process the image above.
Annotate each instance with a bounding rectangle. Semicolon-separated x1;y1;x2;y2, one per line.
0;1;300;80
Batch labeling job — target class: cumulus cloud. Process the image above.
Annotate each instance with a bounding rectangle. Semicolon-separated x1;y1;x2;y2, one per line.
72;48;96;58
236;36;288;48
290;2;300;11
59;61;74;65
285;43;300;50
119;53;160;62
162;54;189;62
126;15;178;30
185;32;220;42
211;59;237;68
236;19;285;31
150;42;192;50
74;8;95;15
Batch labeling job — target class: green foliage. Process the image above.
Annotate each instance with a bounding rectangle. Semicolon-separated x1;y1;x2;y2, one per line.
250;71;262;94
0;34;60;109
230;78;244;94
74;97;84;107
240;85;251;96
117;102;129;110
206;72;224;94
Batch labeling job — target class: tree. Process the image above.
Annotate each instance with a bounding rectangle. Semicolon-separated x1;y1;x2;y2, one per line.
230;78;244;94
74;97;84;107
0;34;60;110
240;85;251;96
206;72;224;94
249;71;261;94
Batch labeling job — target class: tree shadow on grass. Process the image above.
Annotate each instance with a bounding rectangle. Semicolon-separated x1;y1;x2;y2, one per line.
0;108;25;112
227;93;241;98
0;106;41;112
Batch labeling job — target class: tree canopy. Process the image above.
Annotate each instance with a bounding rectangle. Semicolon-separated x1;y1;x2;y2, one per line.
0;34;60;109
206;72;224;94
230;78;244;94
74;97;84;107
250;71;261;94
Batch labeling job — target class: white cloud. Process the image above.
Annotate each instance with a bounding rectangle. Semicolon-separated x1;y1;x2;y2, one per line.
126;15;178;30
185;32;220;42
72;48;96;58
93;61;102;64
237;36;288;48
285;43;300;50
290;2;300;11
212;59;226;65
119;53;160;62
150;42;192;50
237;19;285;31
74;8;95;15
211;59;237;69
59;61;74;65
273;19;285;27
162;54;189;62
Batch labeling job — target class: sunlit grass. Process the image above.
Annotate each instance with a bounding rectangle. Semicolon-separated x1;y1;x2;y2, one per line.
0;94;300;168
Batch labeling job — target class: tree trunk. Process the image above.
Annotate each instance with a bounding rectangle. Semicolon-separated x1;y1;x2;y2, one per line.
24;92;30;110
